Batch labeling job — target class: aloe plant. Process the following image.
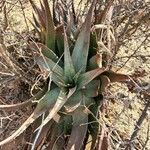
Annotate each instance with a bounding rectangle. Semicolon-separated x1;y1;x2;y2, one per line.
0;0;132;149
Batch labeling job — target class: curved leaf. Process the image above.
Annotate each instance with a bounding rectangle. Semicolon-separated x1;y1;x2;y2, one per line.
72;0;97;73
64;30;75;84
77;67;106;89
66;107;88;150
55;25;64;57
64;90;94;113
88;54;102;70
99;75;110;94
35;88;60;113
35;87;76;130
47;115;72;149
64;91;82;113
29;42;59;63
102;71;130;82
82;80;100;98
43;0;55;51
34;54;65;86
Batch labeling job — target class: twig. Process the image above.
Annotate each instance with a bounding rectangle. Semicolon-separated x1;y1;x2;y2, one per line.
97;123;109;150
116;36;149;71
6;0;20;14
0;99;34;111
3;4;8;31
114;54;150;61
142;122;150;150
31;113;45;150
125;101;150;150
18;0;29;32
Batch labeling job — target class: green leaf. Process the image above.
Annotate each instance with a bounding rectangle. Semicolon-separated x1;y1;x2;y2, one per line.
82;80;100;98
88;54;101;70
55;25;64;57
30;42;59;63
64;30;76;84
34;54;65;86
64;91;82;113
66;107;88;150
66;5;76;36
64;90;93;113
77;67;106;89
72;0;97;73
46;115;72;149
36;87;76;129
35;88;60;114
88;33;98;58
43;0;55;51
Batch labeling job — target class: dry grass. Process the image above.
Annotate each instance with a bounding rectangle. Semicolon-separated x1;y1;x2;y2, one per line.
0;0;149;149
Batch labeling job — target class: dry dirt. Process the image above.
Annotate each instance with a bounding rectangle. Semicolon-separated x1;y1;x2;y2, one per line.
0;0;149;150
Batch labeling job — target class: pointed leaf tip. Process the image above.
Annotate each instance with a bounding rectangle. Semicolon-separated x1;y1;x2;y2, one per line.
64;29;76;84
78;67;106;89
102;71;130;82
43;0;55;51
72;0;97;73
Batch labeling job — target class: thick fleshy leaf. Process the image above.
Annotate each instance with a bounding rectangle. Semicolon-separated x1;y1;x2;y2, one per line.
34;54;65;86
29;42;60;63
55;25;64;57
102;71;130;82
64;30;75;84
72;0;97;73
43;0;55;51
66;2;77;36
66;107;88;150
88;33;98;58
64;91;82;113
82;80;100;98
47;115;72;149
35;88;60;113
0;88;60;146
30;118;54;150
88;54;102;70
64;89;94;113
36;87;76;130
77;67;106;89
99;75;110;94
